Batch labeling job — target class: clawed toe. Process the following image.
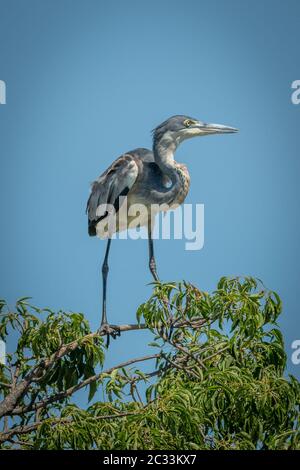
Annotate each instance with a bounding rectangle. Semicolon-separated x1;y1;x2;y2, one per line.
108;324;121;339
98;323;121;347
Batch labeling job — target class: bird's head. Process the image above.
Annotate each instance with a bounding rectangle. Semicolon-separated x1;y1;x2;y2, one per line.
153;115;238;148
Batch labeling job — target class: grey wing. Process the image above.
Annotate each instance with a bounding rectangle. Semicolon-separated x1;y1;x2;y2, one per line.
87;154;139;236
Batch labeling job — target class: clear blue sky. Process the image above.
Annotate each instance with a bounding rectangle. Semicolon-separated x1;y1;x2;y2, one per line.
0;0;299;401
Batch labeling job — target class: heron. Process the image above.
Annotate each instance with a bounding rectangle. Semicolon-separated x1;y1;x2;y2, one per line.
87;115;238;339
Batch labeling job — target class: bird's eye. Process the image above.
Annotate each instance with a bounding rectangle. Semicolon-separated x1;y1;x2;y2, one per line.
184;119;193;127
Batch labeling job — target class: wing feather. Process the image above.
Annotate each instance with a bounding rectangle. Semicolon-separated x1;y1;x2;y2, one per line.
86;154;138;236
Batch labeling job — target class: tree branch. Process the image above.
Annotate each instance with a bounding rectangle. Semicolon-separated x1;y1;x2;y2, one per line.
0;382;11;389
12;353;160;415
0;316;205;419
0;387;159;443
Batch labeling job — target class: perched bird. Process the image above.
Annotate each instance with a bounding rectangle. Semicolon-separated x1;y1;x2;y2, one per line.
87;115;237;338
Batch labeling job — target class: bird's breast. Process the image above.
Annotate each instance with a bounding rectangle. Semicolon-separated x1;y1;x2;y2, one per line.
172;163;191;207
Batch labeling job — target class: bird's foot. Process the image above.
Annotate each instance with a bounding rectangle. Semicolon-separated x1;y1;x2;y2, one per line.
97;323;121;347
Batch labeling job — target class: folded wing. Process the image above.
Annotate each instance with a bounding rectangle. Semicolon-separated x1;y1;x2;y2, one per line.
86;154;139;236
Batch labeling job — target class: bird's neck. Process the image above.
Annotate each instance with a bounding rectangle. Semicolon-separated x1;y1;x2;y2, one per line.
153;136;179;182
151;137;190;206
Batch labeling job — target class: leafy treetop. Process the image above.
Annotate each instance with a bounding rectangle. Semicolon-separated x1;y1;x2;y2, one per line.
0;276;299;450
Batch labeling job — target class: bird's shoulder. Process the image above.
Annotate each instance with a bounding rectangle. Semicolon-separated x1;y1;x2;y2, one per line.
95;152;137;184
127;148;165;175
126;147;154;163
92;148;152;185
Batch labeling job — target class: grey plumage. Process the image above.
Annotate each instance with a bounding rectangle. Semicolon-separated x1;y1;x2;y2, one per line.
87;115;238;336
87;152;139;236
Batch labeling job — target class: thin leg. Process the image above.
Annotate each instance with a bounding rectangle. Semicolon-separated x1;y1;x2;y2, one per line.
148;220;174;339
148;221;159;282
101;238;111;327
99;238;120;345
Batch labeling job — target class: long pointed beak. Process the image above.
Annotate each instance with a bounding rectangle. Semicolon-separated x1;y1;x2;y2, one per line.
197;122;239;134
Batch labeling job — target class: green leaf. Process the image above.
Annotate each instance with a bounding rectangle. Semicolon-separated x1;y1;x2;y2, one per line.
88;380;97;402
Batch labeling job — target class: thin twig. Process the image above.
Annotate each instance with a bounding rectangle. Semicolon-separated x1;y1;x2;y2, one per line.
0;382;11;389
201;345;229;363
161;353;201;380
